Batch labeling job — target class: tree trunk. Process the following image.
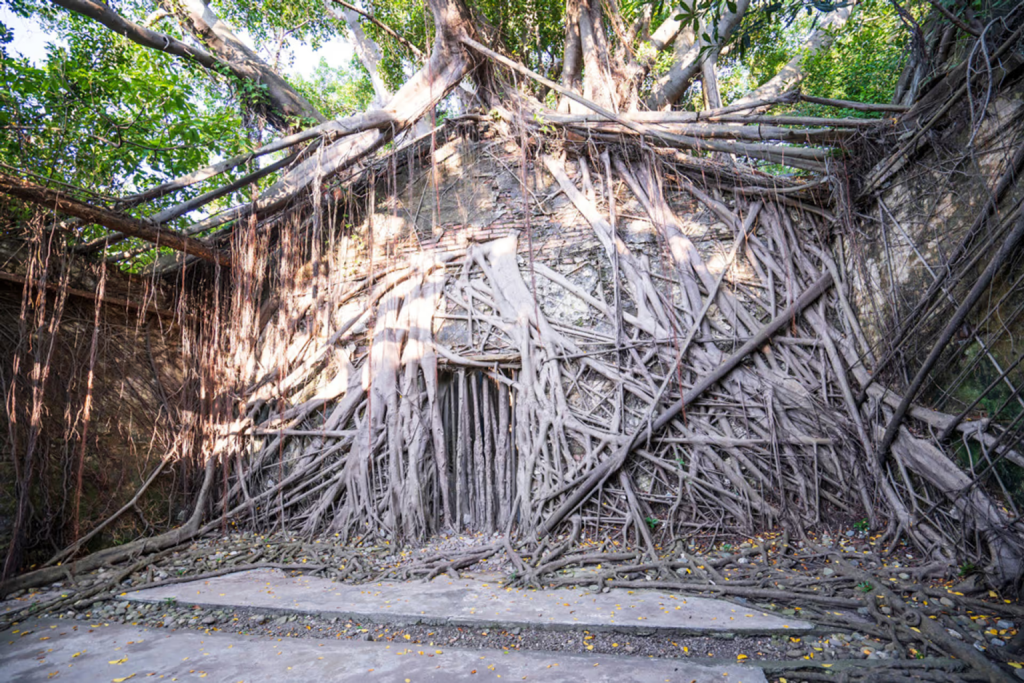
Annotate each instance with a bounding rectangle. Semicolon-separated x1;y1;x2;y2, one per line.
646;0;749;110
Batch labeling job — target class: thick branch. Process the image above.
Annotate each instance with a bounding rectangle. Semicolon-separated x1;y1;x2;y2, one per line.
50;0;322;127
0;174;231;266
162;0;325;125
330;0;425;61
646;0;749;110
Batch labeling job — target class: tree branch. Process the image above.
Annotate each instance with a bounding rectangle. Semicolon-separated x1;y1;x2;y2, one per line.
646;0;749;110
161;0;325;126
0;174;231;267
729;6;852;109
49;0;323;127
329;0;425;61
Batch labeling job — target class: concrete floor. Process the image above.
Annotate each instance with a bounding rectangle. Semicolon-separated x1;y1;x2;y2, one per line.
0;617;769;683
123;568;812;636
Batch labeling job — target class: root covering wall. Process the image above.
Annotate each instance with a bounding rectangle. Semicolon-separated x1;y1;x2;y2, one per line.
0;238;189;571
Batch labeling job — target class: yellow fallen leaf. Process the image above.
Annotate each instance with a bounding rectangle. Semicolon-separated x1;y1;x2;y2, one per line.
109;658;128;665
72;652;83;658
404;635;411;640
112;675;135;683
822;664;832;668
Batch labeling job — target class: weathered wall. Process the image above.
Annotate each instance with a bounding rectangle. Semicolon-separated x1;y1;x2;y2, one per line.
0;239;189;568
844;74;1024;499
848;85;1024;353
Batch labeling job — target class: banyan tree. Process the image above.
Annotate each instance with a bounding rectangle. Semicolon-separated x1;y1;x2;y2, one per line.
2;0;1023;615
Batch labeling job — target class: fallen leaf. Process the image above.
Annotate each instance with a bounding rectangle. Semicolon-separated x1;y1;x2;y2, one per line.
108;658;128;665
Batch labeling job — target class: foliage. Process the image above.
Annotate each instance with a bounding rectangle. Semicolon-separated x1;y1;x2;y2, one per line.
959;561;978;577
0;17;240;193
211;0;342;53
290;57;376;120
799;0;907;113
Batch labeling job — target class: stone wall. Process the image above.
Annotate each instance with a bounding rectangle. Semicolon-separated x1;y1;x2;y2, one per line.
0;240;187;565
845;77;1024;424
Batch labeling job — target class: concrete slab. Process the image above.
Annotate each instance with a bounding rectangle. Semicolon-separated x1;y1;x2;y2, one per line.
0;617;768;683
123;569;813;635
0;590;66;619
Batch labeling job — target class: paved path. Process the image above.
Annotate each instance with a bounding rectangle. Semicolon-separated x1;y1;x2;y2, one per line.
123;569;812;635
0;590;64;618
0;617;768;682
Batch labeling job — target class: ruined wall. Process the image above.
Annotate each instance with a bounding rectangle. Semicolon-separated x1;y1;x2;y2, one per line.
355;126;741;342
0;240;189;566
843;75;1024;505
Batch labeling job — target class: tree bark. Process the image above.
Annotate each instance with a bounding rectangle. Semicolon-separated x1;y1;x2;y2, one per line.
0;174;231;266
646;0;750;110
49;0;323;129
161;0;325;127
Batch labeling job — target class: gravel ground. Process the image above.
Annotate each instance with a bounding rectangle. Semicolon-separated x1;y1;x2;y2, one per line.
3;528;1019;673
45;598;792;661
16;590;952;666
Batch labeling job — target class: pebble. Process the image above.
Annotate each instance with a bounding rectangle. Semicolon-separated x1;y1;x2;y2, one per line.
898;573;910;580
822;568;834;577
939;597;955;608
997;620;1015;630
991;638;1005;647
947;629;963;640
202;615;217;625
